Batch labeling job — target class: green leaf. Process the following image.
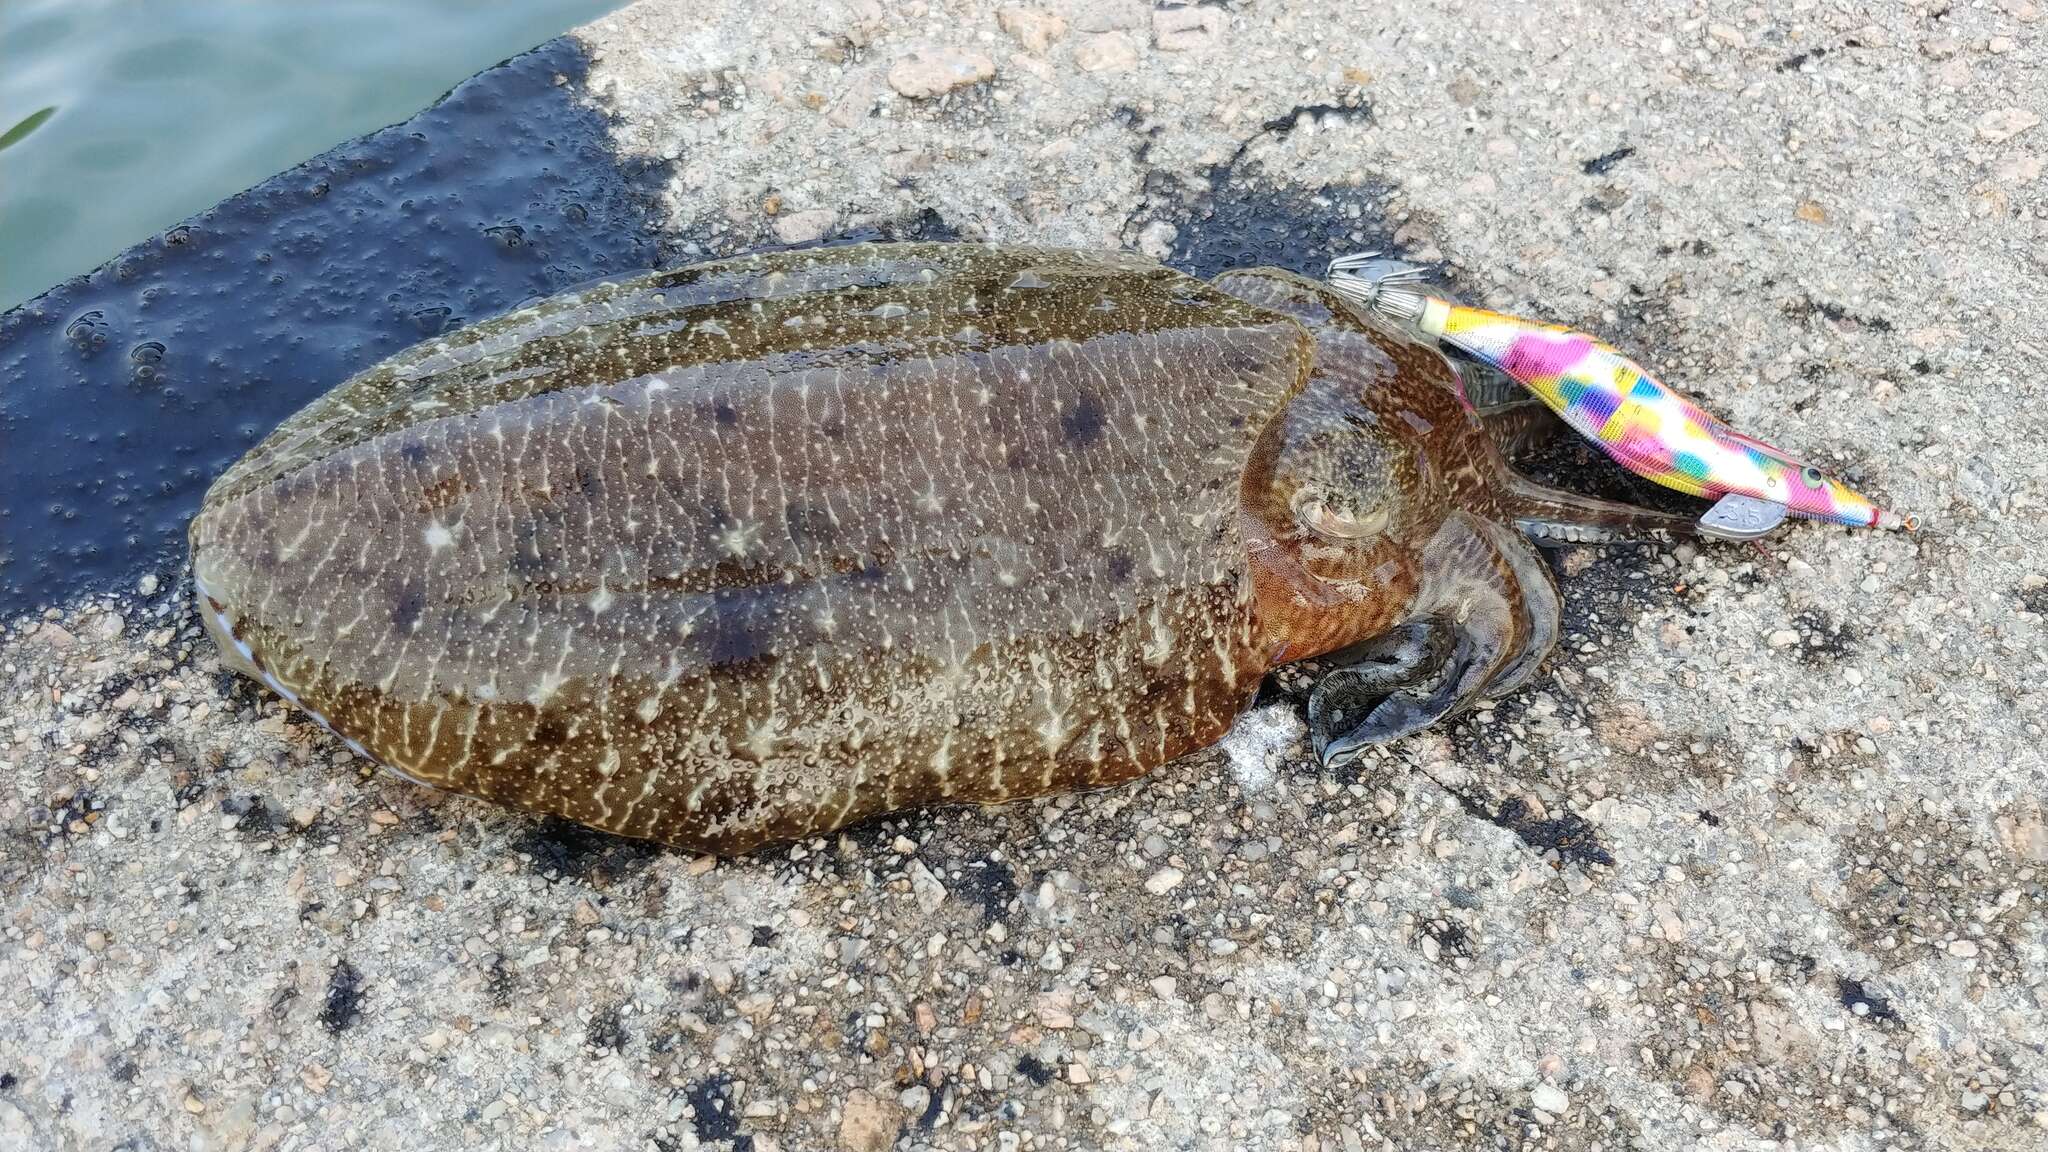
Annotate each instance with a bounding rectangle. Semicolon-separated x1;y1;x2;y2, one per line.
0;106;58;154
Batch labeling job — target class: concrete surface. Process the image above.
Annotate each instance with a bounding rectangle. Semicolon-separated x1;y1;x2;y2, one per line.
3;1;2046;1150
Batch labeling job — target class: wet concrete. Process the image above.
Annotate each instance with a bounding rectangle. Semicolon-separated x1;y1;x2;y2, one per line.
0;37;669;616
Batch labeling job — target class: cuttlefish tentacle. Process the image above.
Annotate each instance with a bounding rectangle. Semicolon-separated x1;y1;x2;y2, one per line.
1461;344;1703;544
1496;473;1700;545
1309;511;1561;764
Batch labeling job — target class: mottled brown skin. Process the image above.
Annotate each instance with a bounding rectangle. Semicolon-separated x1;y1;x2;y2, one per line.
189;243;1685;853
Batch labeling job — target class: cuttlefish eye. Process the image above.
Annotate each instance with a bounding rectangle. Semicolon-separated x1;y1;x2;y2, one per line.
1799;465;1824;488
1291;484;1391;540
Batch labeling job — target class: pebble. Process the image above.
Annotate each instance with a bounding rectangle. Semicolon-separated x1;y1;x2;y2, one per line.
1073;31;1139;73
837;1089;900;1152
1975;108;2041;143
1767;629;1800;648
1652;903;1686;944
1948;939;1980;958
1036;989;1075;1028
773;208;838;245
32;622;75;649
1151;6;1222;52
1143;866;1184;895
1136;219;1178;260
908;859;947;912
996;6;1066;54
1531;1084;1571;1115
886;48;995;99
136;573;159;596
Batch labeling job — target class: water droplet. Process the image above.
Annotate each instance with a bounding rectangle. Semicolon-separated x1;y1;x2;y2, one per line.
129;341;166;381
411;306;453;335
1008;270;1052;290
484;223;527;249
163;226;192;246
64;310;112;356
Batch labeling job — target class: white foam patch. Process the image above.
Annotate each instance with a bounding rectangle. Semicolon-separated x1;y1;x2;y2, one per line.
1218;705;1306;794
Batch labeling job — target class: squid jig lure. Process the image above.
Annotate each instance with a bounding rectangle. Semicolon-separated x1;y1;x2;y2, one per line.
1324;253;1915;541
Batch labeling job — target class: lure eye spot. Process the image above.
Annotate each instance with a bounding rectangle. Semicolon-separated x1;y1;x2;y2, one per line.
1799;465;1824;488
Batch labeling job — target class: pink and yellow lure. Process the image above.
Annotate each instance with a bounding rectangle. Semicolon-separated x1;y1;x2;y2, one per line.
1325;255;1914;534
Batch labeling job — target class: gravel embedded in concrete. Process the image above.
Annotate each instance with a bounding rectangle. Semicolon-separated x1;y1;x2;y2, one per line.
3;1;2046;1150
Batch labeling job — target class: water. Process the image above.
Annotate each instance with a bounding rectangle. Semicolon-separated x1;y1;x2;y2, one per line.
0;0;622;313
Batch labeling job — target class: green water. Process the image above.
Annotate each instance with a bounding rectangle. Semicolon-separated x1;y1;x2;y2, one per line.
0;0;622;313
